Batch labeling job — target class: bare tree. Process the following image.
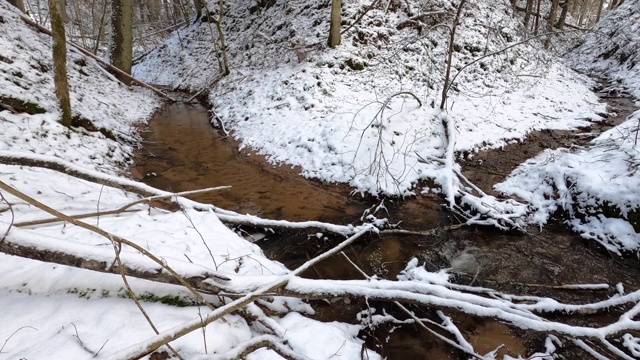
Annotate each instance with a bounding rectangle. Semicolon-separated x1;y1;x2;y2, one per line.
328;0;341;47
545;0;560;49
523;0;534;31
557;0;571;30
110;0;133;84
534;0;542;33
48;0;72;127
193;0;202;20
595;0;605;22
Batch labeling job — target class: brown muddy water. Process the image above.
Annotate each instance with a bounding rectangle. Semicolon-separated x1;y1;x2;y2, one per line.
133;95;640;359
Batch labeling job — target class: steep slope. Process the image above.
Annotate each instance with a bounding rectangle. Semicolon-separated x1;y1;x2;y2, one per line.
135;0;605;195
0;1;159;172
566;0;640;100
496;1;640;255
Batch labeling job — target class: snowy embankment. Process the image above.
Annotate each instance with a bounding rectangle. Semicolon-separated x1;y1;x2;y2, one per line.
566;0;640;101
497;2;640;255
496;110;640;254
134;0;605;196
0;2;159;173
0;2;379;358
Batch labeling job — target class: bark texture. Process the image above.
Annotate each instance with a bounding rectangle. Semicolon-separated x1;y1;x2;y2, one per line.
328;0;341;47
49;0;72;127
545;0;560;49
110;0;133;85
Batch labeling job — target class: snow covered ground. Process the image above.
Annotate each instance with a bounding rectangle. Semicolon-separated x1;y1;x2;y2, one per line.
0;2;382;358
497;2;640;255
2;0;640;357
134;0;606;196
496;109;640;254
0;1;160;173
135;0;638;252
566;0;640;101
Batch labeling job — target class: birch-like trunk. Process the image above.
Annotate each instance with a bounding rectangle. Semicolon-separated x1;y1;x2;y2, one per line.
49;0;72;127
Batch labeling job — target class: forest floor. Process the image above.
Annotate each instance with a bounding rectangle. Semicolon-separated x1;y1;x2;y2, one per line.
1;0;640;358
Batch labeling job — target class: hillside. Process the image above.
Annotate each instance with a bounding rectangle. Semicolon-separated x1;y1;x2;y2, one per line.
497;1;640;254
566;0;640;99
134;0;605;196
0;2;160;172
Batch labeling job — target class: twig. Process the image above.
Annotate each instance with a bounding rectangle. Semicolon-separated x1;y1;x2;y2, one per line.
0;326;38;353
14;186;231;228
179;204;218;269
339;252;485;360
113;243;185;360
341;0;382;36
440;0;467;110
379;223;466;236
71;323;100;357
102;226;373;360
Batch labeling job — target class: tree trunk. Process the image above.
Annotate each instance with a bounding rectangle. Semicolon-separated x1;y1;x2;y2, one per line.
193;0;202;21
110;0;133;85
534;0;542;34
558;0;571;30
577;0;587;26
7;0;26;12
49;0;72;127
523;0;534;31
545;0;560;49
328;0;341;48
173;0;190;25
595;0;605;22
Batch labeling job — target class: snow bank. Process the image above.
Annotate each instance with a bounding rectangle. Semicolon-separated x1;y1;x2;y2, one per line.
496;110;640;254
0;163;380;359
0;1;160;173
135;0;605;195
566;0;640;100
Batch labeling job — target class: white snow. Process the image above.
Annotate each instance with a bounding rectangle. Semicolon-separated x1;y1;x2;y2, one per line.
134;0;606;196
496;109;640;254
566;0;640;101
0;1;160;173
2;0;640;358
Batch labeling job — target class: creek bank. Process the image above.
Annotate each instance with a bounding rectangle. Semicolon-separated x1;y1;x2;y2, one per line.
132;89;640;359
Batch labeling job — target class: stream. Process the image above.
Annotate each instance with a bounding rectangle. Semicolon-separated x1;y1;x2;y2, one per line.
132;92;640;359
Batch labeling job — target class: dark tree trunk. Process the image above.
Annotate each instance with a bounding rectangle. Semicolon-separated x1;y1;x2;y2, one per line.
49;0;72;127
110;0;133;85
595;0;605;22
545;0;560;49
558;0;571;29
7;0;26;12
523;0;535;31
534;0;542;34
193;0;202;20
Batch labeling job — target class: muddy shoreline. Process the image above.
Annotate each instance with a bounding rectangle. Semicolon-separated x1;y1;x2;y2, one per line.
132;89;639;359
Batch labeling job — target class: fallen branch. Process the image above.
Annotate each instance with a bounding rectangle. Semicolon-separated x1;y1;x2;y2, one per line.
0;179;219;309
0;153;359;235
103;226;374;360
19;15;175;102
14;186;230;228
